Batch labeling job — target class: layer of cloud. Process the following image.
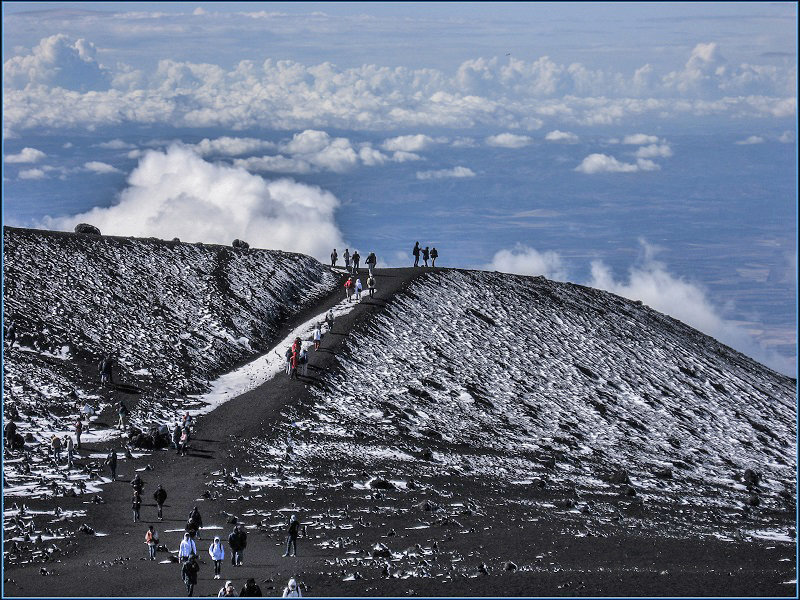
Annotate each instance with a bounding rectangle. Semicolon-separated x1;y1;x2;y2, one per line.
544;130;578;143
381;134;436;152
621;133;659;145
485;133;532;148
18;168;46;180
575;153;659;174
3;37;795;136
415;166;475;180
4;147;46;163
486;244;568;280
39;145;345;261
83;161;122;174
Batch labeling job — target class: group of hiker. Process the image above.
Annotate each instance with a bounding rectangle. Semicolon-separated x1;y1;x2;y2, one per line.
330;248;378;276
412;242;438;267
343;274;375;302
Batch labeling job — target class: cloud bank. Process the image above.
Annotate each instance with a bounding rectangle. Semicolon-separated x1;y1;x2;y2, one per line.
3;36;795;136
415;166;475;180
40;145;345;260
486;244;568;280
575;154;659;174
485;133;533;148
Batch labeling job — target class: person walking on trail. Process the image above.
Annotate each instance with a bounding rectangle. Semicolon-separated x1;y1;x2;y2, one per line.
284;346;293;375
145;525;158;560
209;536;225;579
344;276;354;302
330;248;338;268
131;473;145;494
187;506;203;539
412;241;421;267
366;251;377;277
132;490;142;523
179;428;191;456
325;309;334;332
117;401;130;430
154;484;167;520
282;578;302;598
352;250;360;273
218;580;237;597
422;246;430;267
227;525;241;567
240;578;263;597
343;248;351;271
355;278;363;300
313;323;322;351
179;532;197;562
106;449;118;481
365;274;376;298
283;514;300;557
181;553;200;596
236;524;248;565
431;247;439;267
172;424;182;451
74;418;83;449
299;347;309;377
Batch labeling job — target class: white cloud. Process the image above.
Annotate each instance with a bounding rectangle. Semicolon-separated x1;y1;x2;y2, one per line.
391;150;423;162
381;134;435;152
635;143;673;158
5;147;46;163
84;161;122;174
187;136;275;157
40;145;345;261
234;155;313;174
193;7;206;16
97;139;136;150
545;130;578;143
451;137;478;148
19;168;46;180
486;244;568;280
415;166;475;180
735;135;765;145
778;130;795;143
622;133;659;145
485;133;533;148
574;153;659;174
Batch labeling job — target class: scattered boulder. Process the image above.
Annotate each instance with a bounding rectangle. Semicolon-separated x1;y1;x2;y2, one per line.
622;485;637;497
369;477;395;490
503;561;518;572
477;563;490;575
654;467;673;480
542;456;556;469
419;448;434;461
172;238;181;243
553;498;574;509
416;499;439;512
372;543;392;558
232;239;250;250
743;469;761;488
78;524;95;535
609;469;631;485
746;494;760;507
74;223;101;235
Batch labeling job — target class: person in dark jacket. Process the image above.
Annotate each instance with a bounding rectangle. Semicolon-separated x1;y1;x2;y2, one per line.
4;421;17;448
5;321;16;348
422;246;430;267
227;526;241;566
351;250;360;273
430;247;439;267
153;484;167;520
187;506;203;539
181;553;200;596
131;473;145;494
283;514;300;557
132;490;142;523
412;242;421;267
330;248;337;268
106;450;117;481
240;577;263;596
365;252;377;277
74;417;83;449
236;524;247;565
100;354;114;385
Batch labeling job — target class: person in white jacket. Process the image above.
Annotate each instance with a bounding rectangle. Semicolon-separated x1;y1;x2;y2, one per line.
178;532;197;563
282;578;302;597
355;278;362;300
313;324;322;351
208;536;225;579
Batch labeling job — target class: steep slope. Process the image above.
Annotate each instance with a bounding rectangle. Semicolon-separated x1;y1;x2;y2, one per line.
276;269;796;540
2;226;337;443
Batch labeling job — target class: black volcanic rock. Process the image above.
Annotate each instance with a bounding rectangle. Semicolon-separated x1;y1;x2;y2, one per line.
74;223;101;235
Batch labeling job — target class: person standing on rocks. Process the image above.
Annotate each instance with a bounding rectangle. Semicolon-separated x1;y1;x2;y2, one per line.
343;248;351;271
366;252;377;277
132;490;142;523
330;249;338;268
412;241;421;267
179;428;189;456
117;401;130;430
106;449;118;480
282;578;302;597
5;320;16;348
209;536;225;579
422;246;430;267
172;424;182;452
4;420;17;448
313;323;322;351
227;525;241;567
299;347;309;377
283;514;300;557
74;417;83;449
240;578;262;596
352;250;360;273
181;552;200;596
431;247;439;267
344;276;354;302
100;354;114;385
65;435;74;467
355;278;363;301
153;484;167;520
50;435;62;462
145;524;158;560
326;309;335;332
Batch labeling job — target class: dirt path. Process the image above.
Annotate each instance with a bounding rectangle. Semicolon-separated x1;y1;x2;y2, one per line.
3;267;426;598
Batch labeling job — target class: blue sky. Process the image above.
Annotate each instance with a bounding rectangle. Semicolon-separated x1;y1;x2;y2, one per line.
2;2;797;375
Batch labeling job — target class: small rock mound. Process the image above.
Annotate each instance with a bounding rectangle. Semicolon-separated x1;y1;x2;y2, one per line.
74;223;101;235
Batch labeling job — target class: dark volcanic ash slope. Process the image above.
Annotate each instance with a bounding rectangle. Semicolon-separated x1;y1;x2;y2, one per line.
2;226;336;442
277;269;796;540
